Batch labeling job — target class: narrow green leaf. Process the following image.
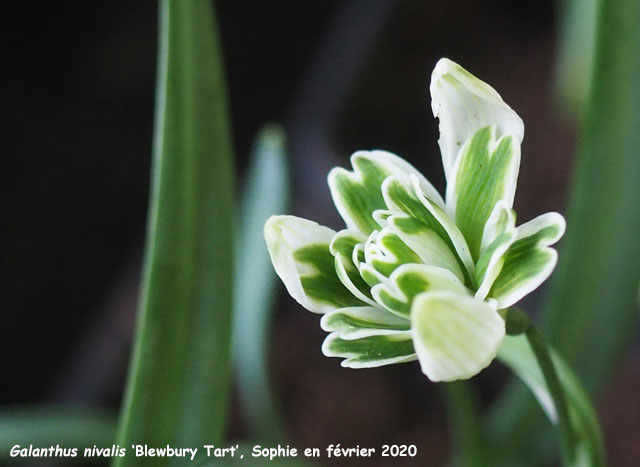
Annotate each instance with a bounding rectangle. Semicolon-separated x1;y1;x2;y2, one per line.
497;335;605;467
115;1;234;464
233;125;289;443
0;407;116;460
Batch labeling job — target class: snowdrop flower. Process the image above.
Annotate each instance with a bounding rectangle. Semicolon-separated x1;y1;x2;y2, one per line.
264;58;565;382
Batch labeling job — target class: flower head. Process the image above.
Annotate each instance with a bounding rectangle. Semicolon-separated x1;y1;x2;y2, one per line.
264;58;565;382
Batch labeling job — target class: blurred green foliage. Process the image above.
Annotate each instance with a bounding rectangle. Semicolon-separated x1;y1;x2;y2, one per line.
233;125;289;443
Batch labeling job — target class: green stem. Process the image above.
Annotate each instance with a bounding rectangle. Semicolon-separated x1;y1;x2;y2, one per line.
525;325;575;466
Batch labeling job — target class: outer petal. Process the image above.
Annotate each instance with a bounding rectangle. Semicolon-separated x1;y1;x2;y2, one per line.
411;291;505;382
430;58;524;181
489;212;566;308
446;125;521;260
264;215;365;313
328;150;444;235
322;330;416;368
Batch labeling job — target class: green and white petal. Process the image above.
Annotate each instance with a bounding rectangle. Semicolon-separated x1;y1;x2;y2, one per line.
480;200;517;252
322;330;416;368
330;230;375;305
411;291;505;382
475;201;518;300
352;238;388;288
321;306;410;339
447;126;521;260
383;175;474;284
371;264;469;318
363;226;422;278
489;212;566;308
387;213;465;282
372;209;394;228
430;58;524;181
328;150;444;234
264;215;365;314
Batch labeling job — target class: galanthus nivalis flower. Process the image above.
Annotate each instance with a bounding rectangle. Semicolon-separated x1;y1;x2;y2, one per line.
264;58;565;382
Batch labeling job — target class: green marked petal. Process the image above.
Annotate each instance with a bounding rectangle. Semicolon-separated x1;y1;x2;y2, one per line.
330;230;374;304
447;126;521;261
372;209;394;227
328;150;444;234
322;330;416;368
489;212;566;308
358;262;387;289
475;201;518;300
364;226;422;278
411;291;505;381
387;214;465;282
320;306;410;339
335;254;377;306
330;229;367;258
430;58;524;181
382;175;474;284
371;264;469;318
265;215;365;313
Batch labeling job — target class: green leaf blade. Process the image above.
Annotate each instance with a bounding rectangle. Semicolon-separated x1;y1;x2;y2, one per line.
497;335;605;467
115;1;235;464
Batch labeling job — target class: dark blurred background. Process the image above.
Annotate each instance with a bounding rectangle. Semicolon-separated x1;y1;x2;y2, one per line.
2;1;638;465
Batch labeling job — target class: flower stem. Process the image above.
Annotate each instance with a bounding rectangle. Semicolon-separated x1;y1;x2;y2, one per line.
525;325;575;465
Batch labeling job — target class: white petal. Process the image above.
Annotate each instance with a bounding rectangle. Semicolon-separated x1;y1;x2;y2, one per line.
411;291;505;382
430;58;524;181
